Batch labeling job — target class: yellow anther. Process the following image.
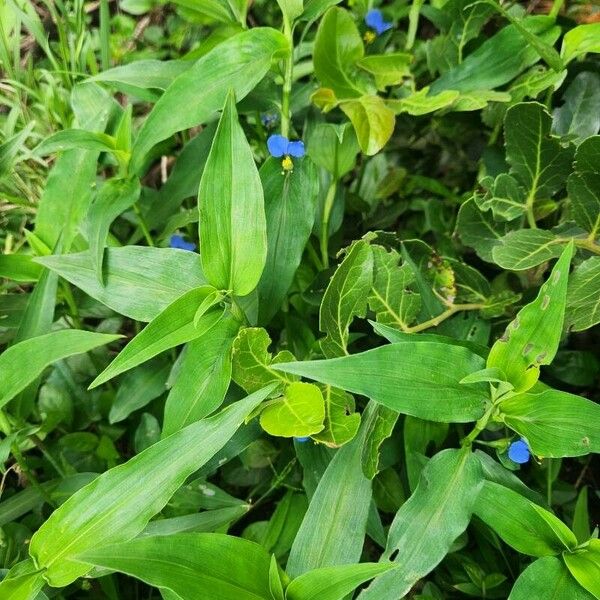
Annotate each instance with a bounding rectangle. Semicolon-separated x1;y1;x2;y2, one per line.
282;156;294;171
364;30;376;44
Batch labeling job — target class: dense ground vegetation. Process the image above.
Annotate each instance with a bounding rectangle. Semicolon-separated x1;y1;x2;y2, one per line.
1;0;600;598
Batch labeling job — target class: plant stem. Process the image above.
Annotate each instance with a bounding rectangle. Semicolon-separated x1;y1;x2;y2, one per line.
99;0;111;70
280;16;294;138
405;303;485;333
134;203;155;247
461;402;496;447
406;0;424;50
320;179;337;269
547;459;553;506
549;0;565;19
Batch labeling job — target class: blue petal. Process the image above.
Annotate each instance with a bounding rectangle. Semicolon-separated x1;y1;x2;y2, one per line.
170;235;196;252
508;439;530;464
365;9;384;30
294;437;310;443
377;20;392;34
267;134;289;157
287;140;305;158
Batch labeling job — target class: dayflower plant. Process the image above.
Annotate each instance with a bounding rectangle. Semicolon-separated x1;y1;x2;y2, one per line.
364;8;392;43
267;134;305;171
169;234;196;251
508;439;530;464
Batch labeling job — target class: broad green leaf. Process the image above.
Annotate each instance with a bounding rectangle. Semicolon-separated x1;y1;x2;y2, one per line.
492;229;564;270
34;129;117;155
86;177;141;284
232;327;298;393
312;385;360;447
0;567;45;600
109;358;170;423
368;245;420;331
130;28;288;173
564;540;600;599
361;404;398;479
88;59;192;90
198;91;267;296
388;88;459;115
340;95;395;155
476;173;526;221
319;240;373;357
286;563;395;600
0;330;120;410
162;314;240;437
260;382;325;438
36;246;206;322
357;53;412;89
562;23;600;64
277;0;303;21
313;7;367;99
0;254;42;282
567;257;600;332
306;122;359;179
509;556;595;600
29;387;273;586
431;17;560;94
499;389;600;457
287;405;374;576
76;533;272;600
488;242;573;391
474;481;577;557
257;157;319;324
567;136;600;236
274;342;489;422
300;0;342;22
553;73;600;143
90;287;223;388
359;448;482;600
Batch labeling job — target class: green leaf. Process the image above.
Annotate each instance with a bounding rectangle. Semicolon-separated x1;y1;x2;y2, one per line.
368;245;420;331
274;342;489;422
572;487;591;544
562;23;600;64
313;7;367;99
361;404;398;479
564;540;600;599
359;448;483;600
431;17;560;93
567;257;600;332
162;314;240;437
0;330;120;410
476;173;526;222
474;481;577;557
86;177;141;284
232;327;298;394
286;563;395;600
499;388;600;458
567;136;600;236
76;533;272;599
36;246;207;322
0;122;35;178
509;556;595;600
198;91;267;296
90;287;223;388
340;95;395;155
287;405;373;576
492;229;564;270
404;417;448;491
0;254;42;282
487;242;573;392
306;122;359;179
130;28;288;173
260;382;325;438
277;0;303;22
553;73;600;143
319;240;373;357
388;88;459;115
88;59;192;90
28;387;274;586
34;129;117;156
257;157;319;324
357;53;412;89
0;560;45;600
312;385;360;447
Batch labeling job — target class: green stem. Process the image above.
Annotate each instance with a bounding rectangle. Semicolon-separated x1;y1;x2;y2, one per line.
462;402;496;447
405;0;424;50
61;281;83;329
134;203;155;247
549;0;565;19
547;459;553;506
99;0;111;70
405;303;485;333
320;179;337;269
280;17;294;138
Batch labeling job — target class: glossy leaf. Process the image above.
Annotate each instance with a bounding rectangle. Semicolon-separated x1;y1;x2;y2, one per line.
563;540;600;599
562;23;600;64
198;91;267;296
492;229;564;270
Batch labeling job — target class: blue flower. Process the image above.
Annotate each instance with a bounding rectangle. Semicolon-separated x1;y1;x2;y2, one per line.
267;134;305;172
294;437;310;443
261;112;278;128
508;439;530;464
170;234;196;252
365;9;392;36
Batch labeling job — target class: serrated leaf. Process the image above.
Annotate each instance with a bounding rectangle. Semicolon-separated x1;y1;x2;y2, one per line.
319;240;373;357
567;257;600;332
260;382;325;438
368;245;420;331
232;327;298;393
312;385;360;447
499;388;600;457
487;242;573;391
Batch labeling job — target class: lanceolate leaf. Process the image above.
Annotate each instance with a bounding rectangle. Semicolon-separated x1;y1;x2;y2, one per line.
198;91;267;296
487;242;573;392
162;314;240;437
28;387;274;586
274;342;489;422
90;288;223;388
36;246;207;322
75;534;273;600
359;448;483;600
319;240;373;357
499;389;600;457
0;330;121;410
130;28;288;173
